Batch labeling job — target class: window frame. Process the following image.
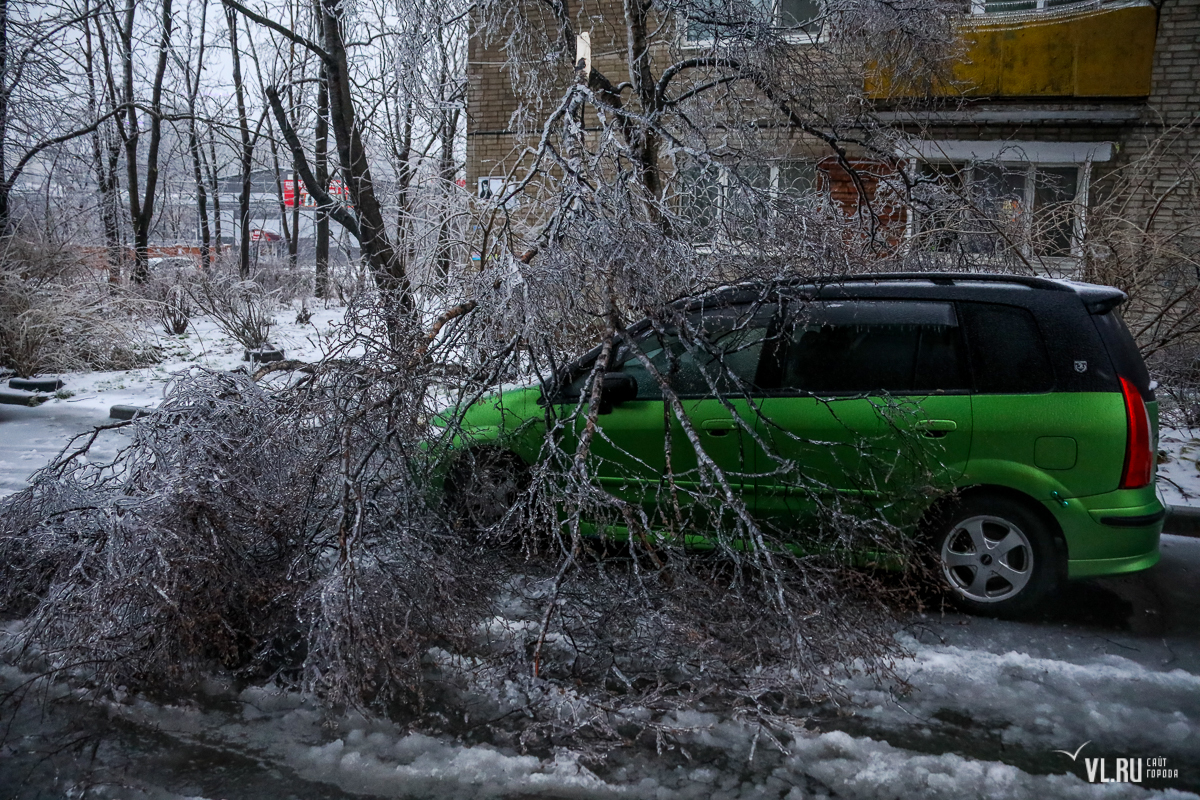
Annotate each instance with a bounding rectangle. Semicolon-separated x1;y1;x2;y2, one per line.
680;0;824;48
676;158;820;245
615;303;780;400
554;302;781;403
907;159;1091;262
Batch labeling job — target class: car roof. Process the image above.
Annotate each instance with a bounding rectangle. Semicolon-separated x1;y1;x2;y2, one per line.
682;272;1126;315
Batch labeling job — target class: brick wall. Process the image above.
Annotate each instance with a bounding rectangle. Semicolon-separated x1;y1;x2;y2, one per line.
1110;0;1200;235
465;0;1198;238
464;0;850;208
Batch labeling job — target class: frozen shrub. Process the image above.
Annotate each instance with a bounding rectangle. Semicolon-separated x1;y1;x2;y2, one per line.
0;240;155;377
135;270;194;336
0;362;489;704
189;272;276;351
251;259;314;305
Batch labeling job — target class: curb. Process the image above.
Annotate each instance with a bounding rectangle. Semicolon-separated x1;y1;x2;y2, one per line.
9;376;64;392
1164;505;1200;539
110;405;153;421
244;348;285;364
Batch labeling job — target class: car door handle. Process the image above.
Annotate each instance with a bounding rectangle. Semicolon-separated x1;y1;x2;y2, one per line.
915;419;958;437
701;419;737;437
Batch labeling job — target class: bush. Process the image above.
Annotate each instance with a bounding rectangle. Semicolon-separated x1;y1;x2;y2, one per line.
0;240;155;377
135;270;194;336
189;272;276;351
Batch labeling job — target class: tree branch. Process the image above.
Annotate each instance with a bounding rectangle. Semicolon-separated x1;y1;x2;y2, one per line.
4;104;131;193
220;0;329;62
264;85;361;240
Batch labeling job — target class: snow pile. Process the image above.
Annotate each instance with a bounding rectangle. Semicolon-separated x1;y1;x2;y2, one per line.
845;639;1199;759
4;650;1195;800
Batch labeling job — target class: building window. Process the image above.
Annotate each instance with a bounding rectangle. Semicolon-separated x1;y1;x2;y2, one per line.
677;159;818;241
779;0;821;31
912;161;1085;259
685;0;821;43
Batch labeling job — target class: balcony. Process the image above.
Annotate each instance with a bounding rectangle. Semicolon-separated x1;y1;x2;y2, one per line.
871;0;1158;100
954;0;1157;97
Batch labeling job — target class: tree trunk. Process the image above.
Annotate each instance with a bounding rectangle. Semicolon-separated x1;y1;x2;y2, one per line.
83;4;123;283
205;128;222;264
0;0;10;233
314;63;329;298
121;0;173;283
187;1;211;269
315;0;410;316
227;6;253;279
434;105;459;279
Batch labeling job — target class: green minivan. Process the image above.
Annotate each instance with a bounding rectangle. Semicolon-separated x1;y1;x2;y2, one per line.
446;274;1164;616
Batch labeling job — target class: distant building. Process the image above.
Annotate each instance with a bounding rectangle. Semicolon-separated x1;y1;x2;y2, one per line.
215;169;315;251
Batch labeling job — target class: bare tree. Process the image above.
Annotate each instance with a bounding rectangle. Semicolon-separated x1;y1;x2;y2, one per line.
117;0;175;283
178;0;213;269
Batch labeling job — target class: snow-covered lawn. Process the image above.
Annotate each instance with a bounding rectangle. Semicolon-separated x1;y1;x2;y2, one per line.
0;302;346;499
2;309;1199;799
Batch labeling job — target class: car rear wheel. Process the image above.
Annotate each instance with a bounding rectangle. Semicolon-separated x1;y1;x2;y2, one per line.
933;495;1059;618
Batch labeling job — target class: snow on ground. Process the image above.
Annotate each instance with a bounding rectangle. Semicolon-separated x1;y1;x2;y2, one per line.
1159;428;1200;505
0;301;347;498
3;639;1198;800
2;310;1200;798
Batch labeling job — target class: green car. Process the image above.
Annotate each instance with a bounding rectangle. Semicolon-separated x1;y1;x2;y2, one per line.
445;273;1163;616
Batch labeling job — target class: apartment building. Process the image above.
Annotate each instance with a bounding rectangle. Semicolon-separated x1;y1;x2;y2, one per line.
465;0;1198;262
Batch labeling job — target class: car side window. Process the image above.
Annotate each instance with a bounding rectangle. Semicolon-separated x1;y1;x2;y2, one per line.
617;303;775;400
959;302;1054;393
776;300;968;395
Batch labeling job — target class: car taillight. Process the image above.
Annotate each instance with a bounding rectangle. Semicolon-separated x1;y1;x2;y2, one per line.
1119;376;1153;490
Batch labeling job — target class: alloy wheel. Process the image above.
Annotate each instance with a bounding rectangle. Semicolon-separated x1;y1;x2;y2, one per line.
940;514;1034;603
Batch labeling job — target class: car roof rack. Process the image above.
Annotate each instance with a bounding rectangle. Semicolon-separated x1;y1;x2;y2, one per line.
682;272;1126;313
801;272;1073;292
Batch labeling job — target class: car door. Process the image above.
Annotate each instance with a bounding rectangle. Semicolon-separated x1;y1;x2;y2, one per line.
753;298;973;533
554;301;776;528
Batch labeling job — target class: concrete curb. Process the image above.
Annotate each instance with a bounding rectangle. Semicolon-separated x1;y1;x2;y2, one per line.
109;405;153;421
9;376;64;392
1164;505;1200;539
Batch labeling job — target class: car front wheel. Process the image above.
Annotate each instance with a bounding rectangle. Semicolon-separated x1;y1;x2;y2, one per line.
444;448;529;537
933;495;1060;618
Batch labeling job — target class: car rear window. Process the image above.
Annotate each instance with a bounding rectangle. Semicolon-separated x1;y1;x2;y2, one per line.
777;300;969;394
959;302;1054;394
1092;310;1153;400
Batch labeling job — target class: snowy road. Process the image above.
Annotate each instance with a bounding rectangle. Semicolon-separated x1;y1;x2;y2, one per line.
3;538;1199;799
2;311;1199;798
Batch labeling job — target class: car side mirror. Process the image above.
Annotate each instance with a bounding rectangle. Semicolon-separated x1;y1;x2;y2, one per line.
598;371;637;413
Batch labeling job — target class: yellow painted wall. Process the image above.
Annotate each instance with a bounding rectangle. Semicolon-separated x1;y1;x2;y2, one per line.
869;5;1158;99
952;5;1158;98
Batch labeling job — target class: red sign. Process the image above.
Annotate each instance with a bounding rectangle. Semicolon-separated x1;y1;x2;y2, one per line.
250;229;281;242
284;175;351;208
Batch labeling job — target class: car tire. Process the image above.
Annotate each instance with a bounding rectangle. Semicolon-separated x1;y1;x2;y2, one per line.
444;449;529;537
931;494;1060;618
